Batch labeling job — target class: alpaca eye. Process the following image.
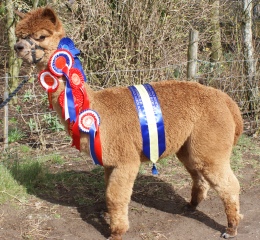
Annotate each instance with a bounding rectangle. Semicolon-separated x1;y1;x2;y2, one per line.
36;35;46;41
39;36;46;40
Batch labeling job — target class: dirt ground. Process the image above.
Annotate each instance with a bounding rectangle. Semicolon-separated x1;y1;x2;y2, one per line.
0;150;259;240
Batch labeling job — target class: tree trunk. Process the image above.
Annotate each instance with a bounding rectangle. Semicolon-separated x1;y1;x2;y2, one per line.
209;0;223;62
5;0;22;104
242;0;257;113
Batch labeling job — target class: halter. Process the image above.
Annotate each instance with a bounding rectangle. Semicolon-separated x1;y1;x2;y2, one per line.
25;37;45;64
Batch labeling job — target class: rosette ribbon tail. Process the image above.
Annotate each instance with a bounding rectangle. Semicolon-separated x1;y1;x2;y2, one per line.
47;90;53;109
89;123;103;166
72;116;81;150
64;73;77;122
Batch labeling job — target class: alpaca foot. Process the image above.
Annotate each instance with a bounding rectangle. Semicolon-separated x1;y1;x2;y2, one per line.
101;211;110;222
221;227;237;239
221;232;236;239
183;203;197;212
107;233;123;240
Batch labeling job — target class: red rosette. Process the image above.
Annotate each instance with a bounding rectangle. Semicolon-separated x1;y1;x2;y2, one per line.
72;88;84;109
78;110;100;133
58;90;65;108
38;70;59;92
69;68;84;89
48;49;74;76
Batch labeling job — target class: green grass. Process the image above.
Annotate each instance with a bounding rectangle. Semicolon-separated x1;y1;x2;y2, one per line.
8;128;25;143
2;158;47;195
0;164;27;204
231;134;260;175
0;148;105;206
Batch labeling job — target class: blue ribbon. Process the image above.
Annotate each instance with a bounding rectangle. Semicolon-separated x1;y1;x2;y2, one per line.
128;84;166;161
89;123;100;165
58;37;88;82
129;85;151;159
143;84;166;156
64;74;77;121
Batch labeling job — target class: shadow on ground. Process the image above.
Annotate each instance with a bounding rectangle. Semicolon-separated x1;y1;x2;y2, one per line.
9;166;225;238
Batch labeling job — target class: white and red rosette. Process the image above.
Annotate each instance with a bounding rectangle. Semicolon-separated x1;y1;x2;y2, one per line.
78;109;100;133
69;68;84;89
48;49;74;76
38;70;59;92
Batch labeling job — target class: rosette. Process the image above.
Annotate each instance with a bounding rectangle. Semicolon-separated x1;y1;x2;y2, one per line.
69;68;84;89
58;37;80;56
78;110;100;133
72;88;84;110
48;49;74;76
38;70;59;92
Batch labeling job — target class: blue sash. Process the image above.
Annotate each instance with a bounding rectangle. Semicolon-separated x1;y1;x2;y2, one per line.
129;84;166;163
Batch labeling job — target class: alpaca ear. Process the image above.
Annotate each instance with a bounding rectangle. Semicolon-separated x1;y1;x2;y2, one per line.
14;10;26;19
42;7;57;25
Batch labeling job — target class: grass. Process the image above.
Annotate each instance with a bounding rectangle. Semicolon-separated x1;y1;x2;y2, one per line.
8;128;25;143
0;164;27;204
0;146;105;206
231;134;260;178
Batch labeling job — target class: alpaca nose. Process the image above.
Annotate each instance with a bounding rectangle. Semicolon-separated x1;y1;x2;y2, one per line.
14;43;24;52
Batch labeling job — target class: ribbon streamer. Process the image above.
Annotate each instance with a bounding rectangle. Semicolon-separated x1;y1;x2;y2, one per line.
89;123;103;165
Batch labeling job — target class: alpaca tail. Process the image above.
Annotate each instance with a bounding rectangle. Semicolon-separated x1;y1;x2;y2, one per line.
226;95;243;145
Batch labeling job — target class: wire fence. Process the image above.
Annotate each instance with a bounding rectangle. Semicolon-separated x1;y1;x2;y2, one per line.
0;59;259;162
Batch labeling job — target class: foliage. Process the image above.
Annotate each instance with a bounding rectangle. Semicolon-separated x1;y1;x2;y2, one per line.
8;128;25;143
23;89;34;102
42;113;64;132
28;118;37;132
43;0;248;86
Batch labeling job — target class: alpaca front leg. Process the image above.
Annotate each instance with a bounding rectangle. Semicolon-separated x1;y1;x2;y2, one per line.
106;163;140;240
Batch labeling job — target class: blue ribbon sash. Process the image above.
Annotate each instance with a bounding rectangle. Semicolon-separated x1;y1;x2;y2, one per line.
128;84;166;163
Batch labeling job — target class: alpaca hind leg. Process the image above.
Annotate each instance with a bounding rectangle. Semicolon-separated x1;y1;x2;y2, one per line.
176;141;210;209
188;170;210;209
106;162;140;240
203;166;241;238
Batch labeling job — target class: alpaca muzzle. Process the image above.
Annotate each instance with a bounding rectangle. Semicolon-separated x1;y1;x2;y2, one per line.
14;37;45;64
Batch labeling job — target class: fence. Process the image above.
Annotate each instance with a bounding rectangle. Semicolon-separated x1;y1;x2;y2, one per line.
0;59;260;162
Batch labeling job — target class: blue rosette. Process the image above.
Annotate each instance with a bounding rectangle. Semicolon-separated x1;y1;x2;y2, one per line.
58;37;88;82
58;37;80;56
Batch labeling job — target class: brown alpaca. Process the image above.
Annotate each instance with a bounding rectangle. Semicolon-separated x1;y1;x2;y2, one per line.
15;7;243;240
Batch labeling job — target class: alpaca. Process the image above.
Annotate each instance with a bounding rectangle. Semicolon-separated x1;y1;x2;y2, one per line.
14;7;243;240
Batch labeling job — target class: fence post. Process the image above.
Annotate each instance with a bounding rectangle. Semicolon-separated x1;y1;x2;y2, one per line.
187;29;199;80
4;73;9;150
